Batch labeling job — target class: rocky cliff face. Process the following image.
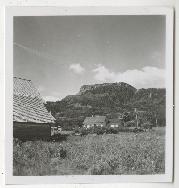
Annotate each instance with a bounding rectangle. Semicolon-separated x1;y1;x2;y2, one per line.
78;82;136;95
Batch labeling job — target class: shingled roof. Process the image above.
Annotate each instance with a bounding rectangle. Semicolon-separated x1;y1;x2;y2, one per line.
13;77;55;123
83;115;106;125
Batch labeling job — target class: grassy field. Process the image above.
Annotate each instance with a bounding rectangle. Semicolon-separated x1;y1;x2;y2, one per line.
13;127;165;176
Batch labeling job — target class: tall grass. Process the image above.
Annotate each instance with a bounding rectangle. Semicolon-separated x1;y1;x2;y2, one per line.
13;128;165;175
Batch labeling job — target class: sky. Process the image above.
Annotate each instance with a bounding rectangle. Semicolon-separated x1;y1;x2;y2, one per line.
13;15;166;101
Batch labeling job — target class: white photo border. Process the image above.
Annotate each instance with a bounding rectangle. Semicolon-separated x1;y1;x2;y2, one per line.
5;6;174;184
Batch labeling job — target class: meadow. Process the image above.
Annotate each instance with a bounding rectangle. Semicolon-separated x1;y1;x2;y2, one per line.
13;127;165;176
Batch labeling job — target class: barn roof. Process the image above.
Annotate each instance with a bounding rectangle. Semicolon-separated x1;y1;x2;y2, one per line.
13;77;55;123
83;116;106;124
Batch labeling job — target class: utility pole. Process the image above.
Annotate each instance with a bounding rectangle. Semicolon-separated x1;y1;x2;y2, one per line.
135;108;138;128
156;118;158;127
155;113;158;127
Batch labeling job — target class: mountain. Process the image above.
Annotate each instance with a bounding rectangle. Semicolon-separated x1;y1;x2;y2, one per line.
45;82;166;130
62;82;136;107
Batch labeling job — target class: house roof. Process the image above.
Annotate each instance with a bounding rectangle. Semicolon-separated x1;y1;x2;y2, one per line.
83;116;106;124
13;77;55;123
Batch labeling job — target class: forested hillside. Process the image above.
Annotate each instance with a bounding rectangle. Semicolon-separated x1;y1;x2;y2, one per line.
45;82;166;130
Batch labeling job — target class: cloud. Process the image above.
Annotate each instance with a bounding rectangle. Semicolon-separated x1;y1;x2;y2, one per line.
69;63;85;74
92;64;165;88
93;65;115;81
43;95;60;102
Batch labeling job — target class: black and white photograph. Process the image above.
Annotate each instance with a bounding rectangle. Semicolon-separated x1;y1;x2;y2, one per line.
5;7;173;184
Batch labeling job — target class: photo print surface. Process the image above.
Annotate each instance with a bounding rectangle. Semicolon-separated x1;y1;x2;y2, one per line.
5;7;173;184
13;15;167;176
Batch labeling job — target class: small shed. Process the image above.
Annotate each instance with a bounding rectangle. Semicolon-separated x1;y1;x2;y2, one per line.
13;77;56;140
83;115;106;129
108;119;123;128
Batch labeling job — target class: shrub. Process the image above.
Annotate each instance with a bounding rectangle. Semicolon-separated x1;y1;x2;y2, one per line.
94;127;106;135
125;120;136;127
105;127;119;134
78;126;106;135
141;122;153;130
79;128;90;135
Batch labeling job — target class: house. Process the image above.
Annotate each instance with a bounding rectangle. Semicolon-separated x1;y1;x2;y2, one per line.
13;77;56;140
108;119;123;128
83;115;107;129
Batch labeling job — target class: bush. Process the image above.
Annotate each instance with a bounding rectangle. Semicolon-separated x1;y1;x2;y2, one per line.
78;126;106;135
105;127;119;134
79;127;90;136
94;127;106;135
125;120;136;127
141;122;153;130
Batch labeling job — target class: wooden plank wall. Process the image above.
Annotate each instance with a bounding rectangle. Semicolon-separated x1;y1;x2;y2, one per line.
13;122;51;141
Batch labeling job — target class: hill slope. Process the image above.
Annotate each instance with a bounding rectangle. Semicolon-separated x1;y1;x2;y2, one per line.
45;82;165;130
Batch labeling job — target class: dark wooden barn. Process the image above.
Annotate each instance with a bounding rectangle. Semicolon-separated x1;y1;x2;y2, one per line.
13;77;56;140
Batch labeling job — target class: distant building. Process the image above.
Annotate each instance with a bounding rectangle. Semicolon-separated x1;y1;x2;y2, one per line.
83;115;107;129
108;119;123;128
13;77;56;140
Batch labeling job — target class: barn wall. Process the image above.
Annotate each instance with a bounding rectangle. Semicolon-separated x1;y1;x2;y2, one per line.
13;122;51;140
